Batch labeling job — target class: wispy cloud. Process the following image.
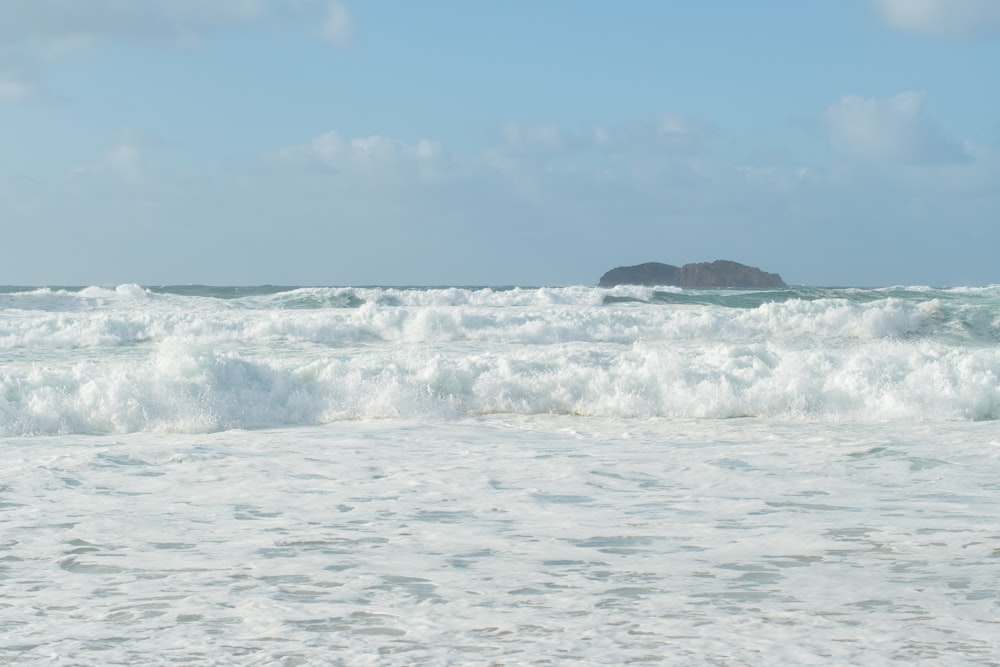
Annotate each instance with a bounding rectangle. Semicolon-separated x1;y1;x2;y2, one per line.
282;130;451;187
822;92;964;164
500;123;569;153
0;0;344;103
591;114;714;156
873;0;1000;40
0;0;266;45
72;139;145;184
319;1;354;47
654;114;714;153
0;74;41;102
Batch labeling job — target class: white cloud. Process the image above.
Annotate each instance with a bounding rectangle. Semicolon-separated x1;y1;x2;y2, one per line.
822;92;964;163
501;123;568;153
319;1;354;47
106;143;141;176
284;131;449;184
0;75;40;102
285;118;724;214
299;131;440;164
654;114;713;153
590;114;713;156
592;126;611;147
73;140;144;183
873;0;1000;40
10;110;1000;285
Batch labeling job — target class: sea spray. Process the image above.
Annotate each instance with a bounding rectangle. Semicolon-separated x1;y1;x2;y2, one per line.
2;284;999;434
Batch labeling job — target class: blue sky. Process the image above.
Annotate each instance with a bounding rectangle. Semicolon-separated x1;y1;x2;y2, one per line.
2;0;999;286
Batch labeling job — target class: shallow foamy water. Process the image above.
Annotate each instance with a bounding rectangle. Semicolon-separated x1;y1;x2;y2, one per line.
3;416;999;664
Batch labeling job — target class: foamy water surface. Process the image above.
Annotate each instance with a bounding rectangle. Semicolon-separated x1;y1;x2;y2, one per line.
4;418;1000;665
2;285;999;663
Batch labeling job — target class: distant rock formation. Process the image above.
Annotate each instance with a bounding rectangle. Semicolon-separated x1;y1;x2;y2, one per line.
599;260;786;288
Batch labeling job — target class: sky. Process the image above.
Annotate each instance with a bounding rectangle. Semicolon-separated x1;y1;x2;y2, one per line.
2;0;999;287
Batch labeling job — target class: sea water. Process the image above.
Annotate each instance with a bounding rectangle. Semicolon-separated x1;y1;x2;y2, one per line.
1;285;999;664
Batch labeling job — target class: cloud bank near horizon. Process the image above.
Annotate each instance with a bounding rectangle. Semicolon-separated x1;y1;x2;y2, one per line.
6;87;991;286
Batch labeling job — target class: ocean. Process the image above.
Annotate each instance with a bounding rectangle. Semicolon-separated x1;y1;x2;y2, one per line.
2;284;999;664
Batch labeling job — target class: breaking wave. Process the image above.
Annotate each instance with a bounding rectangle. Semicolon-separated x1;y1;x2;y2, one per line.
2;284;999;434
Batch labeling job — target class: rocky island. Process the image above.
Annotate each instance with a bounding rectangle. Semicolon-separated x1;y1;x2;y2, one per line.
599;260;786;288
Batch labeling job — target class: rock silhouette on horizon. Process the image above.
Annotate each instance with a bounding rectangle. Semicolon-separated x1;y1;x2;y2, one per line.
599;260;786;288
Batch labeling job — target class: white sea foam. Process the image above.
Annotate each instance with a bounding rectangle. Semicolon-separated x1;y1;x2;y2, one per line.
2;418;999;665
2;285;999;434
3;285;1000;664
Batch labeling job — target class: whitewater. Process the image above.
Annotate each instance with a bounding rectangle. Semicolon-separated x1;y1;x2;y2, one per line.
2;284;999;664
